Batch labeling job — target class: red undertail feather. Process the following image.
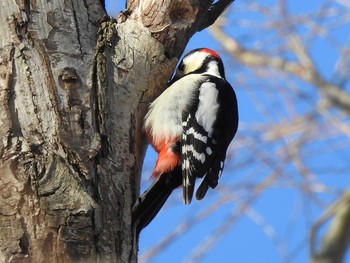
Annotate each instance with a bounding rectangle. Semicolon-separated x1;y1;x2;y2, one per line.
146;130;180;178
151;147;180;178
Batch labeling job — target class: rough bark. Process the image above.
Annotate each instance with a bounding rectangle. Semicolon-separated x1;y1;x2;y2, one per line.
0;0;106;262
0;0;234;262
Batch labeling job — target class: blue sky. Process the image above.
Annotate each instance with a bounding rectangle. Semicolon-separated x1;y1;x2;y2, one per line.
105;1;350;262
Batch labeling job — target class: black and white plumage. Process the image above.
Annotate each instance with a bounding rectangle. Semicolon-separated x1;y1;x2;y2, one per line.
181;74;238;204
132;48;238;233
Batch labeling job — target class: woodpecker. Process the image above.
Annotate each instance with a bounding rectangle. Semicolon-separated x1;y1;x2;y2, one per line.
133;48;238;233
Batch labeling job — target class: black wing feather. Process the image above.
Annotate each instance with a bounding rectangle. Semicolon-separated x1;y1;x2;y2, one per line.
181;112;216;204
181;76;238;203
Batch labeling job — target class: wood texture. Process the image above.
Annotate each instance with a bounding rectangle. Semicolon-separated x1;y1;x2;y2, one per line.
0;1;106;261
0;0;233;261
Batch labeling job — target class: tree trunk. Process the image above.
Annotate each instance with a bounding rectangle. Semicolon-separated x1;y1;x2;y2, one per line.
0;0;232;261
0;1;111;262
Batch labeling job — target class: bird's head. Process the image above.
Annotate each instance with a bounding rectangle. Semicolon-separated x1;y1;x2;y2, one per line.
174;48;226;80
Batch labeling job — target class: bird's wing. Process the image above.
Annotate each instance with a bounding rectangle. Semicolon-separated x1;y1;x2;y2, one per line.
182;77;239;203
181;80;219;204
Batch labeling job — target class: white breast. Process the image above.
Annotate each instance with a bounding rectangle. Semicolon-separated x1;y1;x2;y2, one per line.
144;74;207;141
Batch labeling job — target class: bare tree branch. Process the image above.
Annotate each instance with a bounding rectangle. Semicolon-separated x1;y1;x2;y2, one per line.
209;18;350;115
310;189;350;263
332;38;350;87
198;0;235;31
186;171;281;263
140;2;350;262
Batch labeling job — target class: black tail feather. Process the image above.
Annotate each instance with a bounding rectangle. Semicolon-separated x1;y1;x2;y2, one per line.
183;173;196;205
195;165;220;201
132;167;182;235
195;177;209;201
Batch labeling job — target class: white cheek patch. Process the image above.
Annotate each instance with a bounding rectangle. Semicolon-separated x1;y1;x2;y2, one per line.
183;52;209;75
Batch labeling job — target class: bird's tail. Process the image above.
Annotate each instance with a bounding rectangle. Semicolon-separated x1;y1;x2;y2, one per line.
195;164;220;201
132;167;182;235
183;172;196;205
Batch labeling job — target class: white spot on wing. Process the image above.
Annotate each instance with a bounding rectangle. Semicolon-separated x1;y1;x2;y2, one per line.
183;145;204;162
186;127;207;143
218;169;223;178
186;176;190;185
206;147;212;155
184;159;190;170
200;153;206;163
